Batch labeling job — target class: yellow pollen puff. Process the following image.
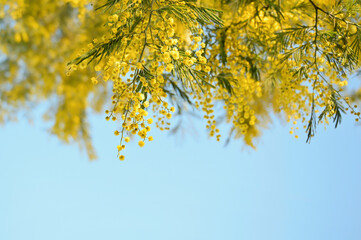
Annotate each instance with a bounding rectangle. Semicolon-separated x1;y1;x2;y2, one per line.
91;77;98;85
166;63;174;72
138;140;145;147
147;118;153;124
148;136;153;141
170;50;179;59
119;155;125;161
124;137;130;142
95;65;102;71
142;110;148;117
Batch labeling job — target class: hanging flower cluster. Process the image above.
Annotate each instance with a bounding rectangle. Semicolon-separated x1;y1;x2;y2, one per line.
1;0;361;160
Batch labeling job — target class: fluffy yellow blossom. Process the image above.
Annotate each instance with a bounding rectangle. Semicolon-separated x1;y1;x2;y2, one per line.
138;141;145;147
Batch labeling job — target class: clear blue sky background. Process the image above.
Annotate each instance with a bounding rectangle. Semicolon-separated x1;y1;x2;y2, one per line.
1;105;361;240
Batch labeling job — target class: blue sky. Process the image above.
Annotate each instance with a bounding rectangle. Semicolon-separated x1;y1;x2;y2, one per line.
1;107;361;240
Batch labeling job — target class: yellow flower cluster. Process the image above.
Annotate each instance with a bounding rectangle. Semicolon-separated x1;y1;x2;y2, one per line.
69;0;218;160
69;0;361;159
0;0;106;159
2;0;361;160
202;0;361;144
